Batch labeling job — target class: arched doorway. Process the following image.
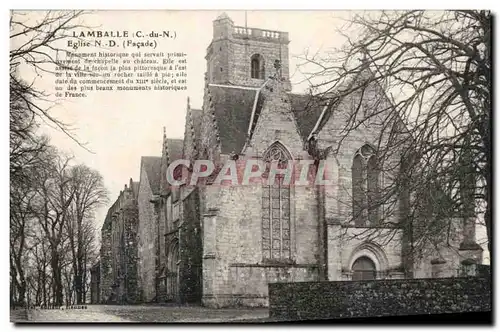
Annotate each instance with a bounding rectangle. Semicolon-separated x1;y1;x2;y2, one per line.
165;241;179;302
352;256;377;280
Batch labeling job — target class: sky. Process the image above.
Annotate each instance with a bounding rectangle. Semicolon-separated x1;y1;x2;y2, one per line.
12;10;488;263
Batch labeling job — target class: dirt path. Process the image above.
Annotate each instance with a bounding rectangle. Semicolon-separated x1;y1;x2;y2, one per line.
13;305;270;323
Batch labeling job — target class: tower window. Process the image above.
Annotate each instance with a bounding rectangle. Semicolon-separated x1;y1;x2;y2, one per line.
251;54;265;79
262;142;291;262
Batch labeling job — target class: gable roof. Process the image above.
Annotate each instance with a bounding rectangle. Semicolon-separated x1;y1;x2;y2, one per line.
140;156;162;194
207;84;325;154
208;85;257;154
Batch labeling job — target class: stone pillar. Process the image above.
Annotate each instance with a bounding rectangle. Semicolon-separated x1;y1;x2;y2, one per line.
316;183;327;281
323;153;341;281
459;217;483;266
327;223;342;281
458;145;483;266
201;208;218;307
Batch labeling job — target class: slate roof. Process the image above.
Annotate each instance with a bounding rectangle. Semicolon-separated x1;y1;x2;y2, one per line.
207;85;327;154
140;156;162;194
289;93;331;140
208;85;258;154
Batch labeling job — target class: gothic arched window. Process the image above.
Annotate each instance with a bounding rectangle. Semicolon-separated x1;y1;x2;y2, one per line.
352;154;365;226
352;144;380;226
367;154;380;224
251;54;264;79
352;256;377;280
262;142;291;262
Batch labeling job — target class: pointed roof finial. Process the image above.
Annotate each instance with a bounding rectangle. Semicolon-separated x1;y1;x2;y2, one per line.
187;96;191;108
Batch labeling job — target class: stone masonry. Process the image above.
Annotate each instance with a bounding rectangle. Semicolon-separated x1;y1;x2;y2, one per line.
97;13;485;308
100;179;140;304
268;277;491;320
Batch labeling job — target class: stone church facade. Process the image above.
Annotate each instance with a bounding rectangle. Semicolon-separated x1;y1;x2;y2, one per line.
99;179;140;304
94;13;484;307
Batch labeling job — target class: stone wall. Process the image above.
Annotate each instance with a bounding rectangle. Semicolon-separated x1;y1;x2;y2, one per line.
122;202;140;303
99;183;140;304
99;219;113;302
269;277;491;320
477;264;491;278
137;166;157;302
201;179;320;308
198;77;321;308
326;224;404;281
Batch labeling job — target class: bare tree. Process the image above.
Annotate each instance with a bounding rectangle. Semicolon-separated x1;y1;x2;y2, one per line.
10;184;34;307
10;10;90;147
10;10;93;308
30;150;76;306
299;11;491;260
29;235;51;306
10;74;50;308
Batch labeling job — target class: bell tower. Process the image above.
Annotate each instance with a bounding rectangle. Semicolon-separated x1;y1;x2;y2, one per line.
205;12;292;90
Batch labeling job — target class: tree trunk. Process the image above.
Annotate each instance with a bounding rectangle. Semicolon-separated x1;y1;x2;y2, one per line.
75;274;83;304
41;265;47;306
35;273;41;306
19;279;26;307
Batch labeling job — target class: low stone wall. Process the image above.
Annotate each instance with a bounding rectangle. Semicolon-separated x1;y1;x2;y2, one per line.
477;264;491;278
202;265;319;308
269;277;491;321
